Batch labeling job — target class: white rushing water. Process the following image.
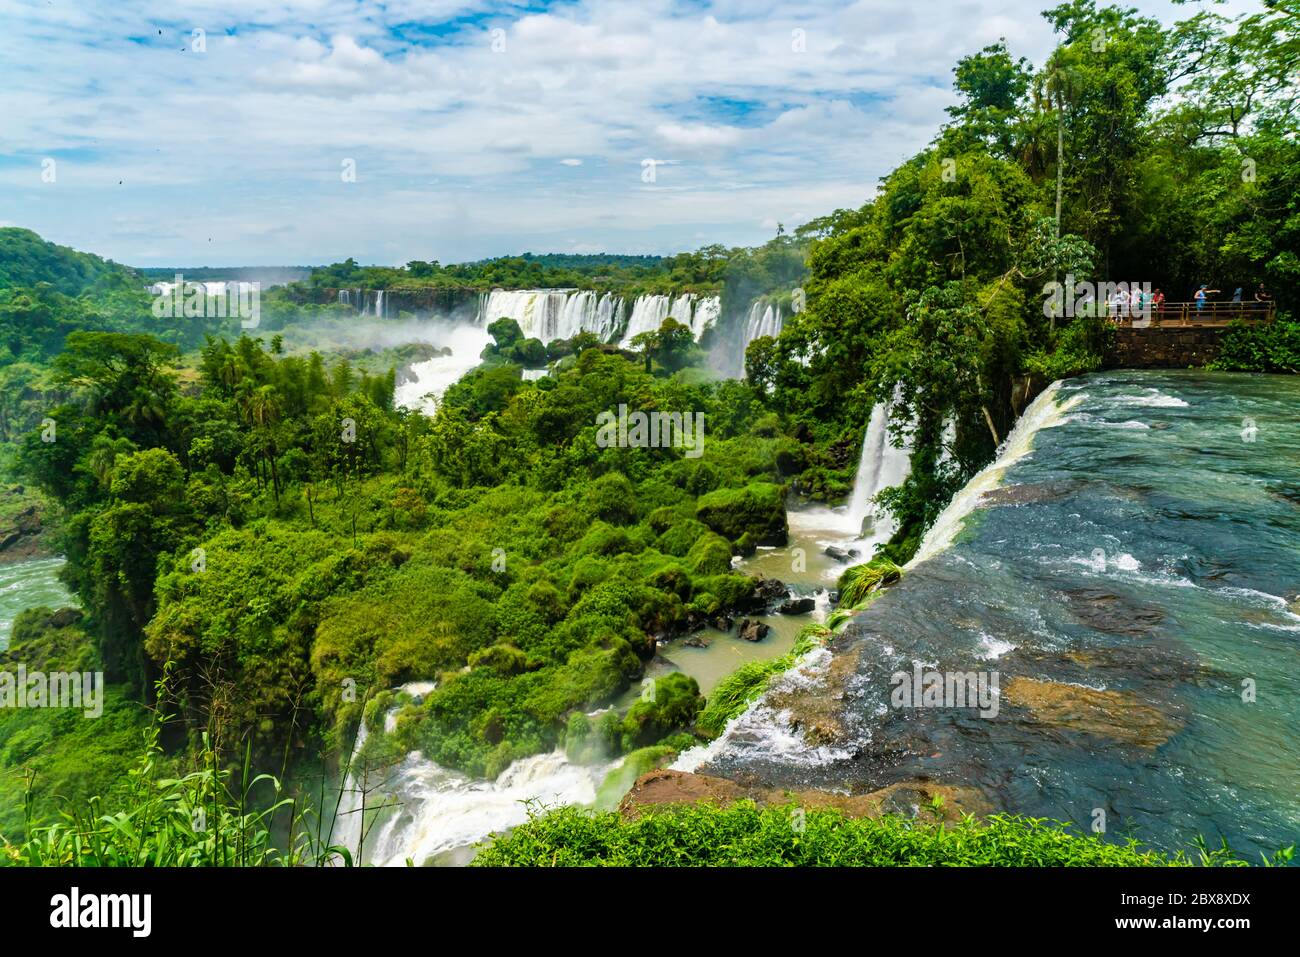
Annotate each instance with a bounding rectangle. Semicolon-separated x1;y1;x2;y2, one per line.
909;381;1080;566
392;323;494;414
619;293;721;346
334;692;619;866
477;289;626;343
741;299;784;351
787;396;913;569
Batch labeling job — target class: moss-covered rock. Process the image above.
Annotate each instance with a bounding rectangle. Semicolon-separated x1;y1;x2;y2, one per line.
694;482;787;546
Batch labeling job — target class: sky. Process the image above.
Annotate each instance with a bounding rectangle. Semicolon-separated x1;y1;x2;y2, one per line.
0;0;1253;267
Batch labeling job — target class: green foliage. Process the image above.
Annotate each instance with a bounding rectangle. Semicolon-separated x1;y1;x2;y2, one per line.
1210;319;1300;373
1026;316;1114;379
0;228;139;296
694;483;787;546
620;673;704;751
837;557;903;607
474;803;1201;867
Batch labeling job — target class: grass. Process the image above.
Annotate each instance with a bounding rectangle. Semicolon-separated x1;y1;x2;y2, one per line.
695;623;831;738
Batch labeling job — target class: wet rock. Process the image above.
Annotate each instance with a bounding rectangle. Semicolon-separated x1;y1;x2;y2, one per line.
980;481;1080;506
682;635;711;649
1061;587;1165;636
824;545;859;563
778;596;816;615
766;646;861;747
747;576;788;611
736;619;770;642
619;769;992;824
1001;677;1182;749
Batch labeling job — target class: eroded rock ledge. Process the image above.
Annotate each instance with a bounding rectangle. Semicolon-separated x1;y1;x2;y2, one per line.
619;768;991;824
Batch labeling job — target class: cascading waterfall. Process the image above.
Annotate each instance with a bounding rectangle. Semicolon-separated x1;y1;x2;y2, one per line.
333;685;620;867
909;381;1078;566
618;293;720;346
742;299;784;351
787;394;913;555
843;399;913;541
476;289;627;343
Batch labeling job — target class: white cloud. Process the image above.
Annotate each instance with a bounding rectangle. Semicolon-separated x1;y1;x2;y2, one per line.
0;0;1243;265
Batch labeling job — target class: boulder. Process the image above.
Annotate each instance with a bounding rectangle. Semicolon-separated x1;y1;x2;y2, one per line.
777;596;816;615
824;545;858;563
736;618;770;642
748;576;788;611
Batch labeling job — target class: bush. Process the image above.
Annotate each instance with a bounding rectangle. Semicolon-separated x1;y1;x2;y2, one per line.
694;482;787;545
620;673;703;750
473;803;1211;867
1210;318;1300;373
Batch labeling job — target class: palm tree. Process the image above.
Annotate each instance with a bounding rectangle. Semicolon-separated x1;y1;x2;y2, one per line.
1035;50;1079;330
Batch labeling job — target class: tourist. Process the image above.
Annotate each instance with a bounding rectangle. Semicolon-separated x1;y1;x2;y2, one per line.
1194;284;1219;312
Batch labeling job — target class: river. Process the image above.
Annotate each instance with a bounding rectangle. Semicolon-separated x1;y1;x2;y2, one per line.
0;556;75;649
686;370;1300;859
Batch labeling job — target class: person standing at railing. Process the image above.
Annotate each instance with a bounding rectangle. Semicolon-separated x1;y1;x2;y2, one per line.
1255;283;1273;304
1232;287;1243;303
1194;284;1220;312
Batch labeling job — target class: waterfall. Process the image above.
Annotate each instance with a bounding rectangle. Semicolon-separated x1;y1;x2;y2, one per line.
690;295;721;340
786;395;913;551
910;382;1079;566
475;289;719;346
332;689;619;866
393;324;495;415
618;293;719;346
374;290;384;318
844;400;913;540
742;299;784;351
477;289;626;343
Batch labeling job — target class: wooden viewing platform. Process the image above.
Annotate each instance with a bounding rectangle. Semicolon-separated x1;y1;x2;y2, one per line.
1112;300;1276;328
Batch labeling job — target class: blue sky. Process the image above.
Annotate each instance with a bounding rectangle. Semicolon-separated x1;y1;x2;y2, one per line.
0;0;1248;267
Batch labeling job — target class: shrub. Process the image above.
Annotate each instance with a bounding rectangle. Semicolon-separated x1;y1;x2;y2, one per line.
473;803;1213;867
695;483;788;545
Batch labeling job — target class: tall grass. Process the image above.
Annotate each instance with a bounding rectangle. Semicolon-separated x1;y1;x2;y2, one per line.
3;667;352;867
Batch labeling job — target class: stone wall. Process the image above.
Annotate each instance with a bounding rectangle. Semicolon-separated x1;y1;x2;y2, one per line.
1107;326;1227;368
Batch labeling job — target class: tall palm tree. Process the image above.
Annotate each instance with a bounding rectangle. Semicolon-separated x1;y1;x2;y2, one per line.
1036;50;1079;330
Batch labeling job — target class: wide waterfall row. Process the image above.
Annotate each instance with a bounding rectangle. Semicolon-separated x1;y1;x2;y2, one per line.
475;289;626;343
472;288;723;346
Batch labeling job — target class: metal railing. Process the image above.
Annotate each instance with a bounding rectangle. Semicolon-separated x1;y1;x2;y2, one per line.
1112;300;1276;328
